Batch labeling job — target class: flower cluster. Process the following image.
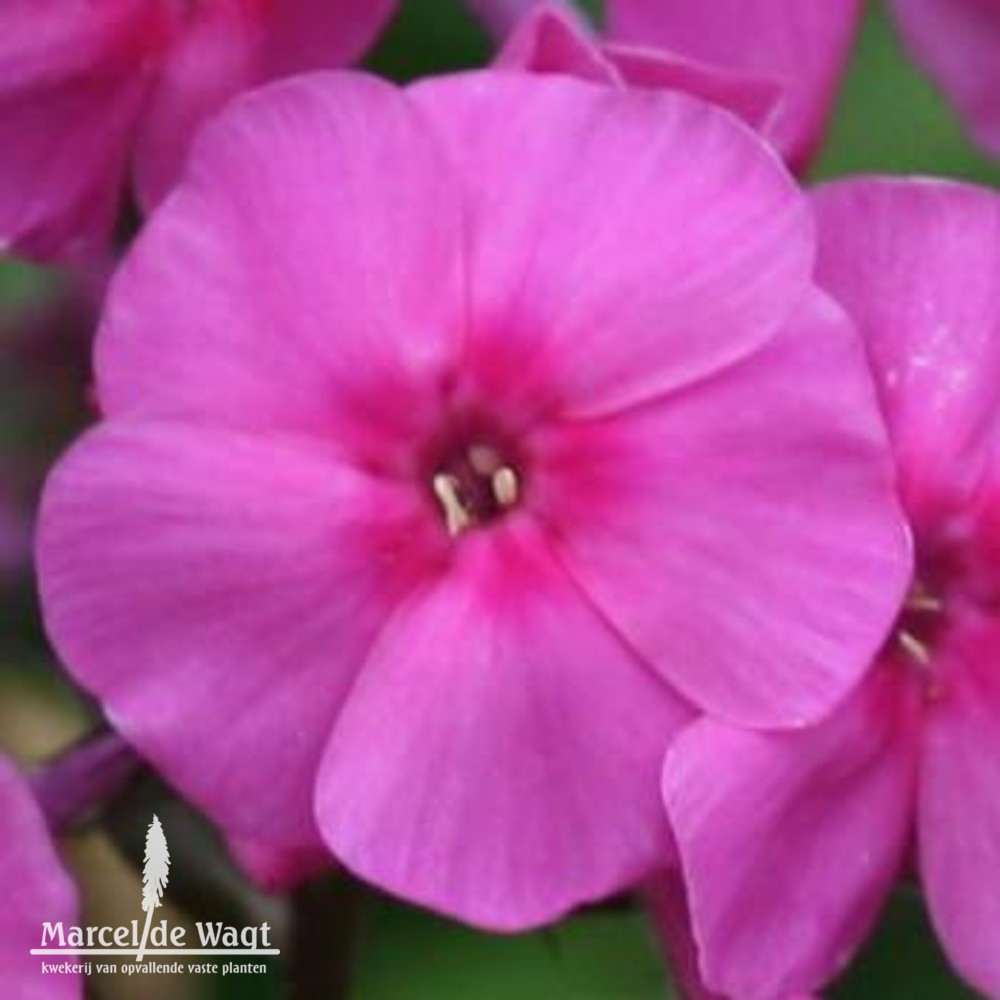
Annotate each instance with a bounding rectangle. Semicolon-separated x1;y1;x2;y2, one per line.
2;1;1000;998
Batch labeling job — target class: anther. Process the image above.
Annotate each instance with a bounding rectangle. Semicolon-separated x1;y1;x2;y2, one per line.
492;467;519;508
897;629;931;667
432;473;471;536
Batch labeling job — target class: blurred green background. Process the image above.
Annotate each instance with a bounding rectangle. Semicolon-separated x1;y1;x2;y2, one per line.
1;1;996;997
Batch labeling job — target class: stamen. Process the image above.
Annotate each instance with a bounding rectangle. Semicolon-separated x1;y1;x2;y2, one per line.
905;593;943;613
432;473;471;536
897;629;931;667
492;466;519;508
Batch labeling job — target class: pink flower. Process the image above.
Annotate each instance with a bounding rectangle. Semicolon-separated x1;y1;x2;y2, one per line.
604;0;863;171
39;71;907;929
664;178;1000;999
0;756;78;999
893;0;1000;160
0;0;396;262
496;5;784;142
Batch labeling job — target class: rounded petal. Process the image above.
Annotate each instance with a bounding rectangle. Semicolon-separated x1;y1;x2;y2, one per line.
100;72;465;471
411;71;813;422
0;0;157;259
892;0;1000;160
533;291;910;727
38;418;441;845
813;179;1000;528
317;519;692;931
663;670;919;1000
0;757;79;999
606;0;863;168
919;623;1000;998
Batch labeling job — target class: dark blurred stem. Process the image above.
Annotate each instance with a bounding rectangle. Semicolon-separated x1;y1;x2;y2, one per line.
32;729;141;833
289;872;362;1000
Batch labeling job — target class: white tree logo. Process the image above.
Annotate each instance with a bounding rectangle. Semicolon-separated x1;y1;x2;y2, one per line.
136;815;170;961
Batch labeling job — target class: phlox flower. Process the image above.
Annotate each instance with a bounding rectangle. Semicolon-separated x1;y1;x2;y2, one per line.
0;755;78;999
0;0;395;261
39;70;907;929
664;179;1000;999
893;0;1000;160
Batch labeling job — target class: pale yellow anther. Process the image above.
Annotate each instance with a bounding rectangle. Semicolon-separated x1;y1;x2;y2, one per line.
492;466;519;508
897;629;932;667
432;473;471;536
905;592;944;614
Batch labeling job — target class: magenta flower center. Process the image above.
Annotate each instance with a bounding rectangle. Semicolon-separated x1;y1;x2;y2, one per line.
430;440;522;535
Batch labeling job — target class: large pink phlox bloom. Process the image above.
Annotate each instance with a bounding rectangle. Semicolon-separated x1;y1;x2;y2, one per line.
39;70;907;929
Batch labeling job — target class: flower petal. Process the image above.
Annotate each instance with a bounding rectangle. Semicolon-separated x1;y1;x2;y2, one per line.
317;518;691;930
496;6;623;85
535;291;910;727
260;0;397;77
38;418;440;845
919;623;1000;998
813;179;1000;528
606;0;862;168
411;71;812;421
892;0;1000;159
663;670;919;999
133;2;263;210
0;757;78;999
496;4;783;133
100;72;465;470
0;0;155;259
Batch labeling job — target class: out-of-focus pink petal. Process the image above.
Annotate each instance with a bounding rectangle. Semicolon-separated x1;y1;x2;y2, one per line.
497;3;783;134
133;2;263;210
0;0;158;259
893;0;1000;159
607;0;863;168
226;833;332;892
0;756;78;999
261;0;398;77
316;518;692;931
38;419;441;846
664;669;920;999
100;73;464;470
412;72;813;422
134;0;398;210
813;179;1000;529
533;292;910;727
496;6;621;85
919;622;1000;998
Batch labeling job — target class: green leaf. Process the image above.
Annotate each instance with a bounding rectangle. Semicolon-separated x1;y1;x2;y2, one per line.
351;896;669;1000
